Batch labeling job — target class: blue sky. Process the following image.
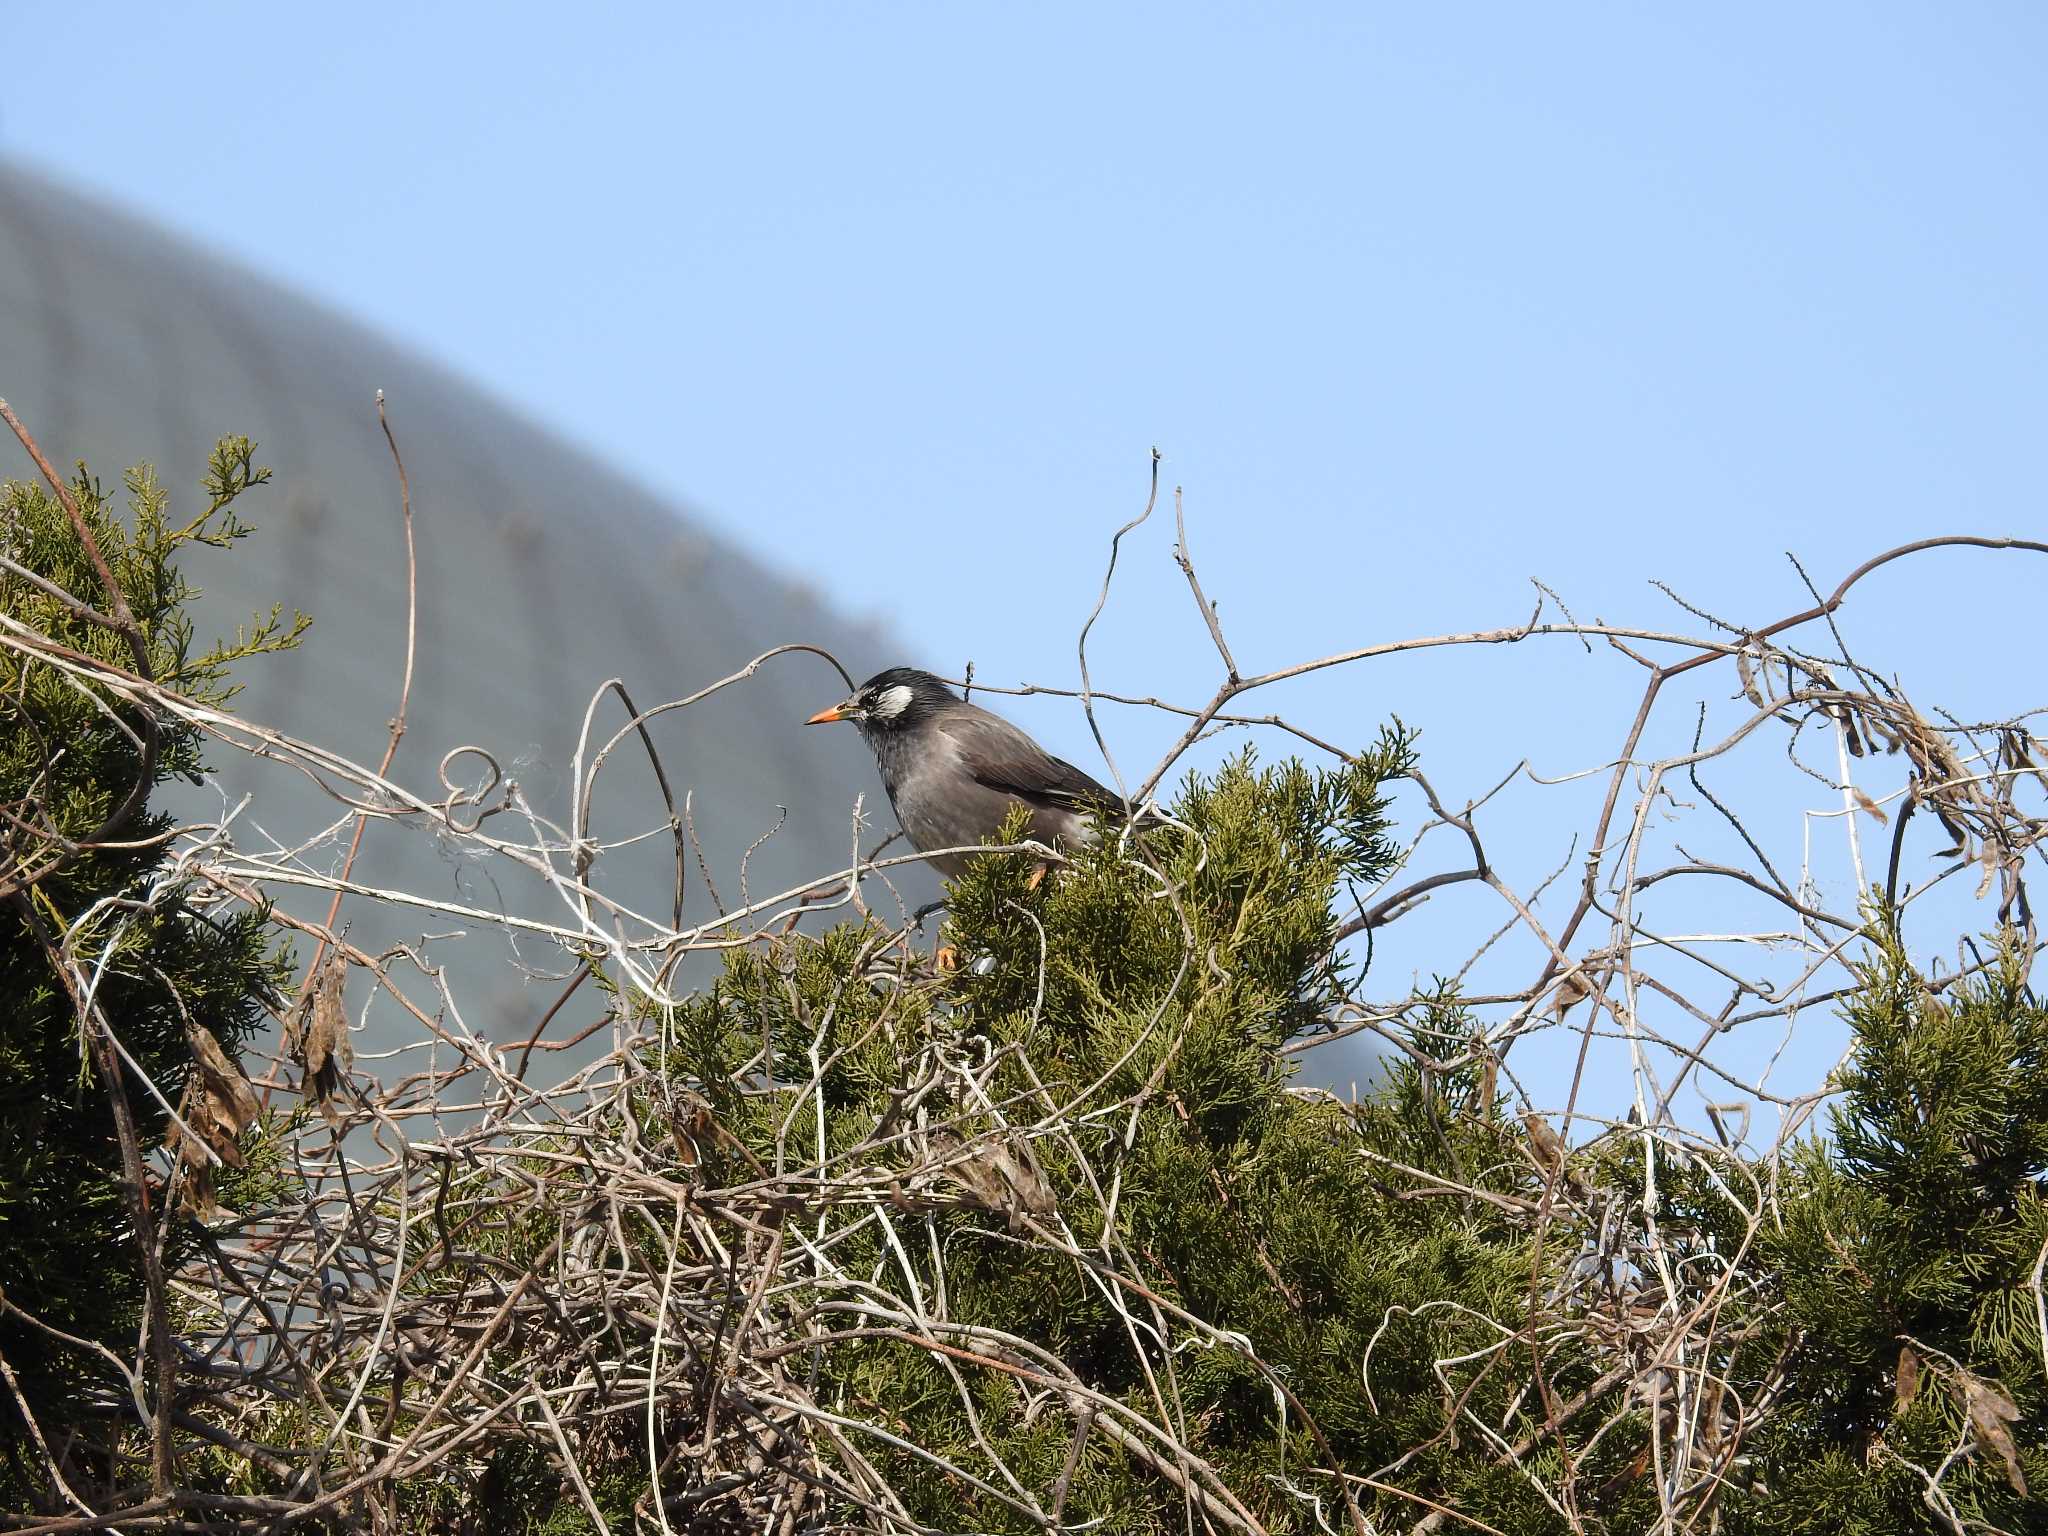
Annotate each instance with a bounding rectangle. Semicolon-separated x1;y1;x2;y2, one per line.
7;5;2045;1129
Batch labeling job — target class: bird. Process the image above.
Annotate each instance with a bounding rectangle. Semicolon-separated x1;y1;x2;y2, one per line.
807;667;1142;881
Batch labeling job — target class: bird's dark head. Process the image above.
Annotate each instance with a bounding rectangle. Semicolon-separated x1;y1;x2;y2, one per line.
806;667;957;736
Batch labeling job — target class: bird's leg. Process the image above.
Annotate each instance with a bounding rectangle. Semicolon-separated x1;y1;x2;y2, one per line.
907;899;963;971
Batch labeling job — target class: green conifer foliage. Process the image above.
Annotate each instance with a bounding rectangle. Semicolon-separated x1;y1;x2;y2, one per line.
0;442;297;1502
628;733;1627;1531
1740;926;2048;1532
618;748;2045;1534
9;445;2034;1536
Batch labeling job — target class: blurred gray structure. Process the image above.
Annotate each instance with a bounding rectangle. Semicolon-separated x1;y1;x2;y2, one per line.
0;161;923;1042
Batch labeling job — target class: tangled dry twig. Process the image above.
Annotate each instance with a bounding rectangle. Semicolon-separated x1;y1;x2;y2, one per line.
3;408;2044;1532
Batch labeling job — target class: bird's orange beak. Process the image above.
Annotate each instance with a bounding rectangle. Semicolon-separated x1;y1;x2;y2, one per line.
805;705;846;725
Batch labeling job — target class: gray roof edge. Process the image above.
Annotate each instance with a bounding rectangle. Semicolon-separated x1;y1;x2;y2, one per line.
0;155;787;591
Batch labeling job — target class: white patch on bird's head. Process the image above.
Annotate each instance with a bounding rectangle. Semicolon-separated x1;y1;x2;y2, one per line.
871;683;915;721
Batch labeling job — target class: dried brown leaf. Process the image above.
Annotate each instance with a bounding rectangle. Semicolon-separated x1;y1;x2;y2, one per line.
928;1129;1056;1231
304;956;349;1076
187;1021;259;1133
986;1141;1056;1223
161;1019;261;1214
2025;732;2048;795
163;1092;226;1218
1961;1371;2026;1495
1851;787;1888;825
179;1160;219;1222
290;955;354;1124
1975;840;2000;900
1523;1111;1568;1173
1548;968;1594;1019
1736;648;1765;709
1894;1344;1922;1413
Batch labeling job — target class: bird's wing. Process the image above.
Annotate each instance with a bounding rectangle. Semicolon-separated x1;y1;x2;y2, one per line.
937;710;1124;815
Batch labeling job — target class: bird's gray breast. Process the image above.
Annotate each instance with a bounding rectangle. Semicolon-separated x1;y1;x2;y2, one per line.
870;726;1090;878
